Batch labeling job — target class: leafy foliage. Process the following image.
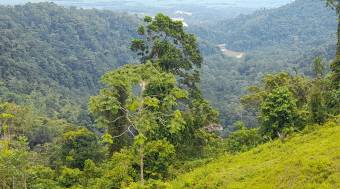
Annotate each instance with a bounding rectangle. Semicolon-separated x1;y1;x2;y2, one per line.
0;3;138;124
60;128;105;169
195;0;337;127
131;14;203;94
259;87;302;138
89;63;188;153
226;127;262;153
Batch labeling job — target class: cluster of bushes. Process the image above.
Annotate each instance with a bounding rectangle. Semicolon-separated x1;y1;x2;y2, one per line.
225;57;339;153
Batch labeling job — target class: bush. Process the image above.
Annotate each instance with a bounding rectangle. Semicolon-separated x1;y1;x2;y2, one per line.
226;128;262;153
143;140;176;180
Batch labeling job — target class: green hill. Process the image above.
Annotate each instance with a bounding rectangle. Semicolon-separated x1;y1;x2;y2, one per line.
194;0;337;127
170;120;340;189
194;0;336;53
0;3;138;124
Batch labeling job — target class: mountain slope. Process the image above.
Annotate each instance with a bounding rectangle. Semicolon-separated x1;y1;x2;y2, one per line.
193;0;338;127
0;3;138;123
0;1;336;127
194;0;336;52
170;120;340;188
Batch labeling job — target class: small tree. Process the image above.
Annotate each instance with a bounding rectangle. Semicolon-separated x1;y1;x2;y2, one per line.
61;128;104;169
259;87;302;139
227;128;262;153
0;136;32;189
309;85;327;124
309;57;327;124
324;0;340;89
313;56;325;78
136;139;175;180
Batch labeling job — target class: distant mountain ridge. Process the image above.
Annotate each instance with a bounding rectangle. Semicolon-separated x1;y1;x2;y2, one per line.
0;0;293;26
193;0;336;52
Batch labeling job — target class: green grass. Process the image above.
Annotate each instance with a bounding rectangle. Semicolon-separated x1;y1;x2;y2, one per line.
169;121;340;189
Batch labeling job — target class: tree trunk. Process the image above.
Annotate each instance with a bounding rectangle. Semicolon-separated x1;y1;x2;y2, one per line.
336;8;340;56
140;146;144;186
109;87;129;154
24;174;27;189
333;8;340;89
12;176;15;189
139;81;146;186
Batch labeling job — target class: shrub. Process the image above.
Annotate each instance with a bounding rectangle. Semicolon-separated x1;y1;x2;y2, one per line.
227;128;262;153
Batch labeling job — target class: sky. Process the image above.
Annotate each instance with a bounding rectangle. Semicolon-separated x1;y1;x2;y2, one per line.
0;0;294;9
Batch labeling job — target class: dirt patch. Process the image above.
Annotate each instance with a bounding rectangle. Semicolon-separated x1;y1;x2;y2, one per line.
217;44;245;59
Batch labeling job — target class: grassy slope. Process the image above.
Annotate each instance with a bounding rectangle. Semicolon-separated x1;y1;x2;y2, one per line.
170;121;340;189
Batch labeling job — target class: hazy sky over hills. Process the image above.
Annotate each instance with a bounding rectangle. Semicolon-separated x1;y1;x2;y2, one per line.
0;0;295;23
0;0;294;9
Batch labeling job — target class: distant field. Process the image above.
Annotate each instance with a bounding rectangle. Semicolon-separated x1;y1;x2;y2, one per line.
217;44;245;59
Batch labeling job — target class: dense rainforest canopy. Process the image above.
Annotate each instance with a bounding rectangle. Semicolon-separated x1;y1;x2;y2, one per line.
0;0;337;128
197;0;338;128
0;2;139;125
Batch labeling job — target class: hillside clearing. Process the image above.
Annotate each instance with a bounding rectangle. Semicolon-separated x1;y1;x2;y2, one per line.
217;44;245;59
170;120;340;189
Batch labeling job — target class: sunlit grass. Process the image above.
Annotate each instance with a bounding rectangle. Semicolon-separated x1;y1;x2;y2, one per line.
170;120;340;189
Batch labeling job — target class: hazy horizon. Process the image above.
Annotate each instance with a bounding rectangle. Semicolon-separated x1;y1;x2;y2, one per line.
0;0;294;9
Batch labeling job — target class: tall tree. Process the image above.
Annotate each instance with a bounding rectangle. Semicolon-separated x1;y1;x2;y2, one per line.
89;63;188;183
309;57;327;124
131;14;203;97
325;0;340;89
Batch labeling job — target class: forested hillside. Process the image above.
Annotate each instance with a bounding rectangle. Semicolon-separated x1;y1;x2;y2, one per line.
0;1;336;129
0;3;138;124
194;0;336;52
195;0;338;128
